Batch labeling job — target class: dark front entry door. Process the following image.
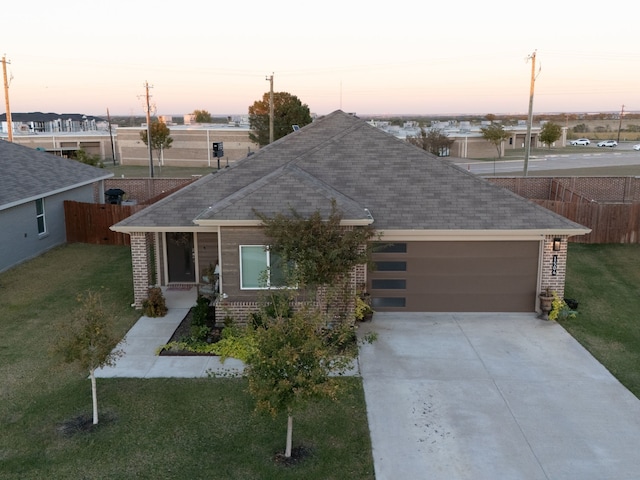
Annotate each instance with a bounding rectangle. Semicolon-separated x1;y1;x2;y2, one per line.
167;232;195;283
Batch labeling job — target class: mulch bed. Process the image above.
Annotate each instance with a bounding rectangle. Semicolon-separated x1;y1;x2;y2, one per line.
158;306;222;356
56;412;117;437
273;445;314;467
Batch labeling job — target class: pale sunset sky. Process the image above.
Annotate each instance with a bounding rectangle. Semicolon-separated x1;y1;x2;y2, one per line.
3;0;640;118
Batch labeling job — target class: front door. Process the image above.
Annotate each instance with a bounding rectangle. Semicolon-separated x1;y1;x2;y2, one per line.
166;232;195;283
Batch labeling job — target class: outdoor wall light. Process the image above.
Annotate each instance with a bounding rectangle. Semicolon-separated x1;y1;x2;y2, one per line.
553;238;562;251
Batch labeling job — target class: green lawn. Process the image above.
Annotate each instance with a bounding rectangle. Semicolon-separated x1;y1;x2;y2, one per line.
0;244;374;480
2;242;639;479
105;164;216;178
561;243;640;397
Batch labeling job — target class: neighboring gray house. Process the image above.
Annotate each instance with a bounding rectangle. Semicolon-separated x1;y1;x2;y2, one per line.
0;140;112;273
112;111;590;317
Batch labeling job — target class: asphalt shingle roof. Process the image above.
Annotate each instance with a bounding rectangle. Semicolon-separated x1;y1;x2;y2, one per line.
114;110;585;232
0;140;112;209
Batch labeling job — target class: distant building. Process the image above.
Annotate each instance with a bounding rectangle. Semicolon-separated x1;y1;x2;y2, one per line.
373;120;554;158
116;124;259;168
0;112;106;134
0;112;564;164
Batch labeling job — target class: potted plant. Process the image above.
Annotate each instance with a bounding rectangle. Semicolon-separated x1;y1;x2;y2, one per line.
355;288;374;322
538;287;554;320
549;292;578;321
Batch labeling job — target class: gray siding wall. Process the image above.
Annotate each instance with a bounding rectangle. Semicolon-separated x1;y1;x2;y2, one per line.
0;184;95;272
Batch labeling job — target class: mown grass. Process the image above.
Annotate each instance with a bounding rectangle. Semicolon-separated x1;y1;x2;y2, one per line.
105;164;215;178
561;243;640;397
0;244;374;480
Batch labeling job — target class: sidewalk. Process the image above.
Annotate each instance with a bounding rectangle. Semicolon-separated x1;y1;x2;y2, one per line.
95;287;245;378
96;286;358;378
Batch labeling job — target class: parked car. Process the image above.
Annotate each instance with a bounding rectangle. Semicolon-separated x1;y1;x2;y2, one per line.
633;144;640;151
570;138;590;146
597;140;618;147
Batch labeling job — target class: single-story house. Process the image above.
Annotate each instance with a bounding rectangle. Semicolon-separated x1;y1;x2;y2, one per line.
0;140;112;273
111;111;590;318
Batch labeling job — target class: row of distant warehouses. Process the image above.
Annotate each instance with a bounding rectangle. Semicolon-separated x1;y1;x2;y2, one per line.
0;114;548;165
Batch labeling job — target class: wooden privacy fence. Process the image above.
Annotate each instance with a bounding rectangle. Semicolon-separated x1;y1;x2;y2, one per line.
64;201;144;245
535;200;640;244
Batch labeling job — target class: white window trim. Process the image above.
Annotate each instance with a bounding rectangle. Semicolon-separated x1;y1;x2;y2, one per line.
36;198;47;236
239;245;276;290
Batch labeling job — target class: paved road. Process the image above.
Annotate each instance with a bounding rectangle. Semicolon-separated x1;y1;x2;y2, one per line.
453;145;640;175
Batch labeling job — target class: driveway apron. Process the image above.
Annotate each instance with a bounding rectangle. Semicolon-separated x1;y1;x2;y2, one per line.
357;312;640;480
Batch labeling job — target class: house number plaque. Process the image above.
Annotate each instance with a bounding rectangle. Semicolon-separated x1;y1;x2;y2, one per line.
551;254;558;276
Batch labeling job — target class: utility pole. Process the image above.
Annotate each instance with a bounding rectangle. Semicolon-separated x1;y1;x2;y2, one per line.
266;73;274;144
106;108;116;165
2;55;13;143
144;81;154;178
617;104;625;143
523;50;537;177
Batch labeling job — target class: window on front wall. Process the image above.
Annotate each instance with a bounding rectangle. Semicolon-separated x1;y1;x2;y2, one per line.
35;198;47;235
239;245;288;289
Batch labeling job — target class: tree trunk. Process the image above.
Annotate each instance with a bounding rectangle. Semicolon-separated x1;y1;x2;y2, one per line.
90;368;98;425
285;414;293;458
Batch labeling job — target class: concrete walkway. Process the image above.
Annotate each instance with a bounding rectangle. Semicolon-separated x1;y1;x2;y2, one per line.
96;287;356;378
357;312;640;480
96;287;245;378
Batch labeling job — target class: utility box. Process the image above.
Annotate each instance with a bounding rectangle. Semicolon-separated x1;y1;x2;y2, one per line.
212;142;224;157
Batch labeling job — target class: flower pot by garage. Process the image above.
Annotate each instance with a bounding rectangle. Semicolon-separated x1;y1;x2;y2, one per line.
539;293;553;320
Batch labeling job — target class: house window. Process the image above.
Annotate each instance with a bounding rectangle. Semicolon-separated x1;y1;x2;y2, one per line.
239;245;287;289
35;198;47;235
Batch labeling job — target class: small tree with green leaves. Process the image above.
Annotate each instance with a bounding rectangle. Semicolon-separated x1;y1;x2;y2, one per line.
139;120;173;161
74;148;104;168
245;304;357;458
255;200;375;290
480;123;510;158
53;291;123;425
236;201;378;458
406;127;454;156
192;109;212;123
539;122;562;149
248;91;312;146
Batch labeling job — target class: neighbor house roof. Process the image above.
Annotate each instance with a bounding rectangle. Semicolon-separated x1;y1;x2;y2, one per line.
0;140;112;210
113;110;587;234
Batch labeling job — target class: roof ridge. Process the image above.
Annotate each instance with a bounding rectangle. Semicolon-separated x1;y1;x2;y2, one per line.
195;162;368;222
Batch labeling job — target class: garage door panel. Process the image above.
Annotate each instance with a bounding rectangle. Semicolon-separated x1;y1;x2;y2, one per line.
369;241;539;312
408;275;537;295
405;292;535;312
409;257;538;275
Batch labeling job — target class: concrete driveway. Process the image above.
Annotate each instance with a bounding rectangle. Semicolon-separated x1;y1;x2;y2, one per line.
357;312;640;480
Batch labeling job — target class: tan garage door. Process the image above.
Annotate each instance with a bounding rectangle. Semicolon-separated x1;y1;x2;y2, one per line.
368;241;540;312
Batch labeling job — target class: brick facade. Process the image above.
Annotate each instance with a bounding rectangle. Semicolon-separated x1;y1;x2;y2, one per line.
539;235;567;302
130;232;152;308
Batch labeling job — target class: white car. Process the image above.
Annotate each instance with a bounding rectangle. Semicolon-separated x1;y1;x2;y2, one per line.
633;144;640;151
570;138;590;146
597;140;617;147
